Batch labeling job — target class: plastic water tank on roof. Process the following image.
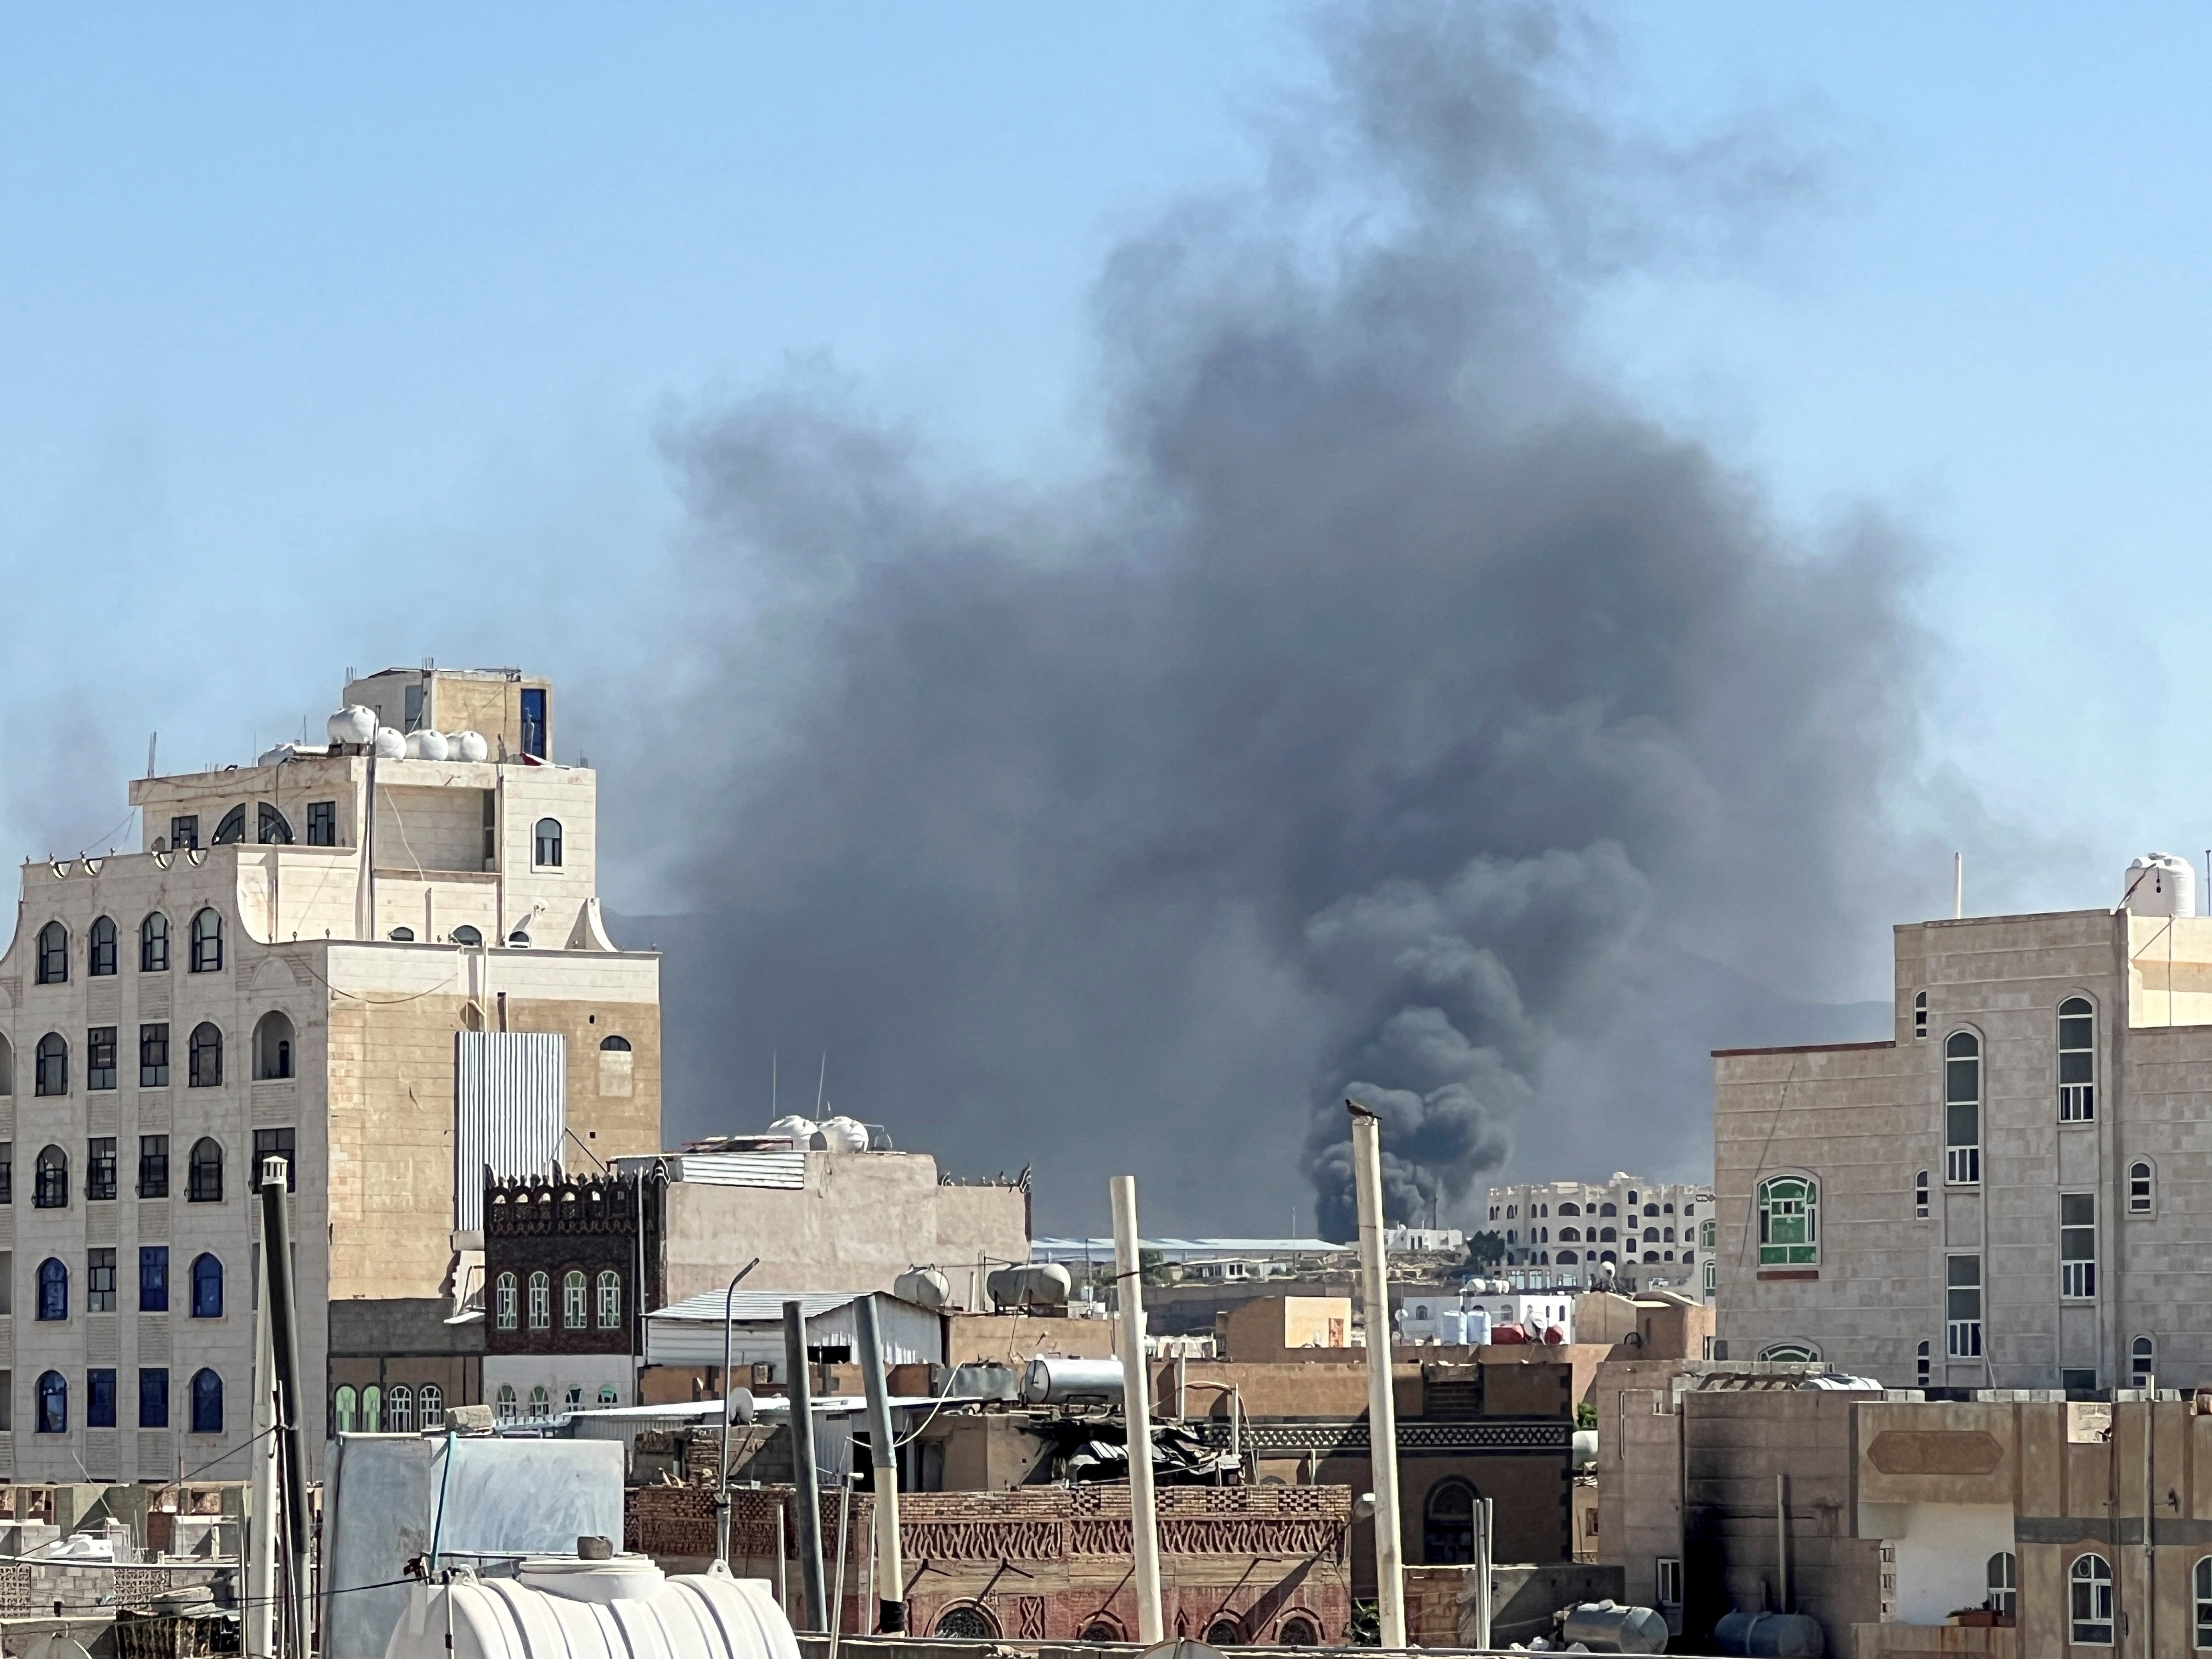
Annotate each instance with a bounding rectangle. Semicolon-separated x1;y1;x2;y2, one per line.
2124;853;2196;919
373;727;407;759
329;706;377;747
404;729;450;761
381;1560;797;1659
449;730;490;763
766;1115;817;1144
816;1115;869;1153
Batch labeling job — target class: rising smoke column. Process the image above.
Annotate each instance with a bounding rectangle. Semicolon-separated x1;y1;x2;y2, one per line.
645;2;1927;1238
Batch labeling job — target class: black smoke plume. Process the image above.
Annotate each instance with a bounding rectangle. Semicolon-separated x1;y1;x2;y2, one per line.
634;2;1925;1238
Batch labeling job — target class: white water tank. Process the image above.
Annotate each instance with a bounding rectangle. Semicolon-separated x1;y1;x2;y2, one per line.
2125;853;2196;918
449;730;490;764
328;706;377;747
894;1267;950;1310
404;729;450;761
373;727;407;759
817;1115;870;1153
766;1115;817;1144
382;1561;796;1659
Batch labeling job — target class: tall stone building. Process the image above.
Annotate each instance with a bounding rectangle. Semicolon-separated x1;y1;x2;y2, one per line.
0;666;661;1480
1482;1175;1712;1294
1714;855;2212;1392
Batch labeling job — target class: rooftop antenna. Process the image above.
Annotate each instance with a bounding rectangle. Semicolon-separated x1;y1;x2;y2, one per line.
145;733;158;779
1953;853;1963;920
815;1051;828;1116
771;1049;778;1117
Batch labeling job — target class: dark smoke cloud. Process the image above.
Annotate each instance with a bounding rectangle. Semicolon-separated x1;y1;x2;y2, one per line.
635;2;1928;1239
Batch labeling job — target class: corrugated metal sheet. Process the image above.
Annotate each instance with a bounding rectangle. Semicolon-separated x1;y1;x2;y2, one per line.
609;1152;805;1189
643;1289;943;1370
1030;1235;1355;1263
454;1032;567;1229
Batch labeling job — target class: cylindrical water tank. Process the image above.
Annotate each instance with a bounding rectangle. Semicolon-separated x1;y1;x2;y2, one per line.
1437;1309;1466;1345
816;1115;869;1153
1558;1602;1670;1654
1460;1307;1491;1346
1489;1322;1530;1345
2125;853;2197;918
404;729;450;761
1022;1357;1125;1405
328;706;377;747
1713;1610;1826;1657
382;1560;798;1659
449;730;490;764
893;1267;950;1310
374;727;407;759
988;1262;1072;1310
767;1115;817;1143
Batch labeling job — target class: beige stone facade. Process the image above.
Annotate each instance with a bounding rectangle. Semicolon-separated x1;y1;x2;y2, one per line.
0;668;659;1482
1716;900;2212;1392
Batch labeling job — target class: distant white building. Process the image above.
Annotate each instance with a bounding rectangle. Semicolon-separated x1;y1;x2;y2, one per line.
1482;1172;1713;1298
1397;1284;1576;1345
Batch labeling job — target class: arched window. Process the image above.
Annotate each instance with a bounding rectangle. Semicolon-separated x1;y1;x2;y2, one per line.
253;1013;295;1081
2130;1160;2154;1216
211;805;247;846
494;1384;517;1423
563;1270;587;1329
528;1384;550;1419
36;1372;65;1434
494;1273;517;1330
1599;1202;1617;1216
188;1138;223;1203
2194;1555;2212;1649
188;1023;223;1088
534;819;563;867
1757;1177;1818;1266
563;1385;584;1413
1643;1251;1660;1263
36;921;67;985
1204;1620;1245;1647
600;1034;631;1052
933;1606;998;1640
1558;1227;1581;1243
1913;989;1928;1039
1758;1342;1819;1363
597;1269;622;1329
528;1271;550;1329
2071;1553;2113;1645
386;1384;413;1431
1556;1250;1578;1265
1987;1551;2016;1617
1598;1227;1616;1243
419;1384;444;1428
191;1254;223;1318
36;1257;67;1320
35;1034;66;1098
0;1034;12;1096
597;1385;619;1407
1945;1033;1981;1184
333;1385;357;1435
1080;1617;1125;1644
2059;997;2096;1121
88;916;117;977
1423;1477;1477;1564
35;1145;67;1208
452;926;483;947
1278;1617;1319;1648
1915;1170;1929;1219
140;912;170;972
2132;1335;2155;1389
362;1385;381;1432
1643;1228;1659;1243
1558;1203;1579;1216
189;909;223;973
190;1369;223;1434
258;804;293;845
1916;1340;1931;1387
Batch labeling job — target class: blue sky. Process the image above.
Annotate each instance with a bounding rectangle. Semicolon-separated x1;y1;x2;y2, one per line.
5;3;2210;935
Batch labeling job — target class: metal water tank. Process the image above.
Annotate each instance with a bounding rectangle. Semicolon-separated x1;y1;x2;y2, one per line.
893;1268;950;1310
381;1560;797;1659
1713;1610;1825;1657
988;1263;1071;1310
1022;1357;1126;1404
2124;853;2196;918
1558;1601;1670;1654
328;706;377;747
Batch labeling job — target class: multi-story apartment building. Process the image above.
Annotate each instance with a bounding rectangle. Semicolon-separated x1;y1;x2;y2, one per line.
0;666;662;1481
1714;855;2212;1392
1482;1174;1712;1294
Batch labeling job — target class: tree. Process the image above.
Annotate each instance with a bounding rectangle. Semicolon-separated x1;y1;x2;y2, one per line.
1464;1231;1505;1271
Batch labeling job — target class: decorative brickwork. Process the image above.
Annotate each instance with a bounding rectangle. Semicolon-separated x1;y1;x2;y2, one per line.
483;1171;636;1357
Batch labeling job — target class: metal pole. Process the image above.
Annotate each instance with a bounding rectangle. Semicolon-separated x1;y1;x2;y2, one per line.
785;1301;828;1630
774;1505;788;1610
1348;1104;1406;1650
259;1160;312;1659
1776;1472;1791;1614
1474;1497;1493;1650
854;1296;906;1631
828;1484;851;1659
1111;1175;1165;1643
248;1231;276;1659
714;1258;761;1565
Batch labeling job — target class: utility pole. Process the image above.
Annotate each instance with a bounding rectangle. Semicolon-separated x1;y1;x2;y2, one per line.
854;1296;906;1632
260;1159;312;1659
1349;1103;1407;1649
1111;1176;1164;1643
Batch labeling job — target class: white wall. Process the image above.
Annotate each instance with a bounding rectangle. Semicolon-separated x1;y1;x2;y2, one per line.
1861;1501;2014;1626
